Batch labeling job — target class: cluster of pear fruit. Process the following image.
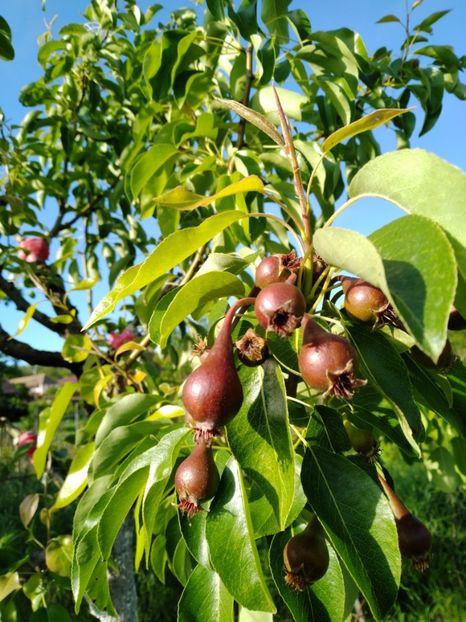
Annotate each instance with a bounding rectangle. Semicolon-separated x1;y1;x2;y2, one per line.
174;249;462;589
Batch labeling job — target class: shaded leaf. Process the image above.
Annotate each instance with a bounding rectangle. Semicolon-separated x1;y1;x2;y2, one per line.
206;458;276;612
301;447;401;620
178;565;234;622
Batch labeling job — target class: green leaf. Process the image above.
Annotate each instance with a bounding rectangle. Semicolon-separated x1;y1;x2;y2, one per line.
0;16;14;61
52;443;95;511
92;421;161;478
206;458;276;613
269;530;346;622
149;272;245;348
98;469;149;559
0;572;20;601
376;15;401;24
84;211;246;328
348;149;466;283
306;405;351;453
95;394;159;446
178;565;234;622
141;429;191;558
301;447;401;620
153;175;265;210
216;99;284;146
314;214;457;361
227;360;295;529
249;455;306;538
251;86;307;123
261;0;291;41
11;303;38;338
62;333;92;363
345;322;422;447
72;526;100;611
130;144;178;198
322;108;411;154
319;79;351;125
33;383;78;478
414;10;450;34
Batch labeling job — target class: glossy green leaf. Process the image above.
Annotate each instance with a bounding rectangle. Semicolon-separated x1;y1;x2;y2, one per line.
52;443;95;511
98;468;149;559
206;458;276;613
404;356;466;437
153;175;265;210
33;382;78;478
95;394;159;446
322;108;411;153
269;529;345;622
348;149;466;281
216;99;284;146
301;447;401;620
314;214;457;361
141;428;191;558
84;211;246;328
150;271;245;347
345;322;422;448
227;360;295;529
178;565;234;622
130;144;178;198
249;455;306;538
72;526;100;611
92;421;160;478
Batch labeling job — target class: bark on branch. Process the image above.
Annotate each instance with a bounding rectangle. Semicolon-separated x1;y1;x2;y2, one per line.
0;272;69;336
0;324;82;375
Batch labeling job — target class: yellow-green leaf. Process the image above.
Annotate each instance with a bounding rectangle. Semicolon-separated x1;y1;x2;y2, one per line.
52;443;95;511
153;175;264;211
11;303;38;338
322;108;412;154
0;572;20;602
33;382;78;478
19;493;40;528
83;211;248;329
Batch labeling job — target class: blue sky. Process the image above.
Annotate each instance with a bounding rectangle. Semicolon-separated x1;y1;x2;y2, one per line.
1;0;465;355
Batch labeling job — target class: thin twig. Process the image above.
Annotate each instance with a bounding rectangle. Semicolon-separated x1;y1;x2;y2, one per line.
236;43;254;150
272;86;311;253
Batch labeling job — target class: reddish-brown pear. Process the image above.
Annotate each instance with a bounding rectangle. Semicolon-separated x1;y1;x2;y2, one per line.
378;474;432;572
255;251;301;289
182;301;251;439
254;282;306;337
175;440;220;518
298;315;365;399
340;276;399;327
283;517;330;591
